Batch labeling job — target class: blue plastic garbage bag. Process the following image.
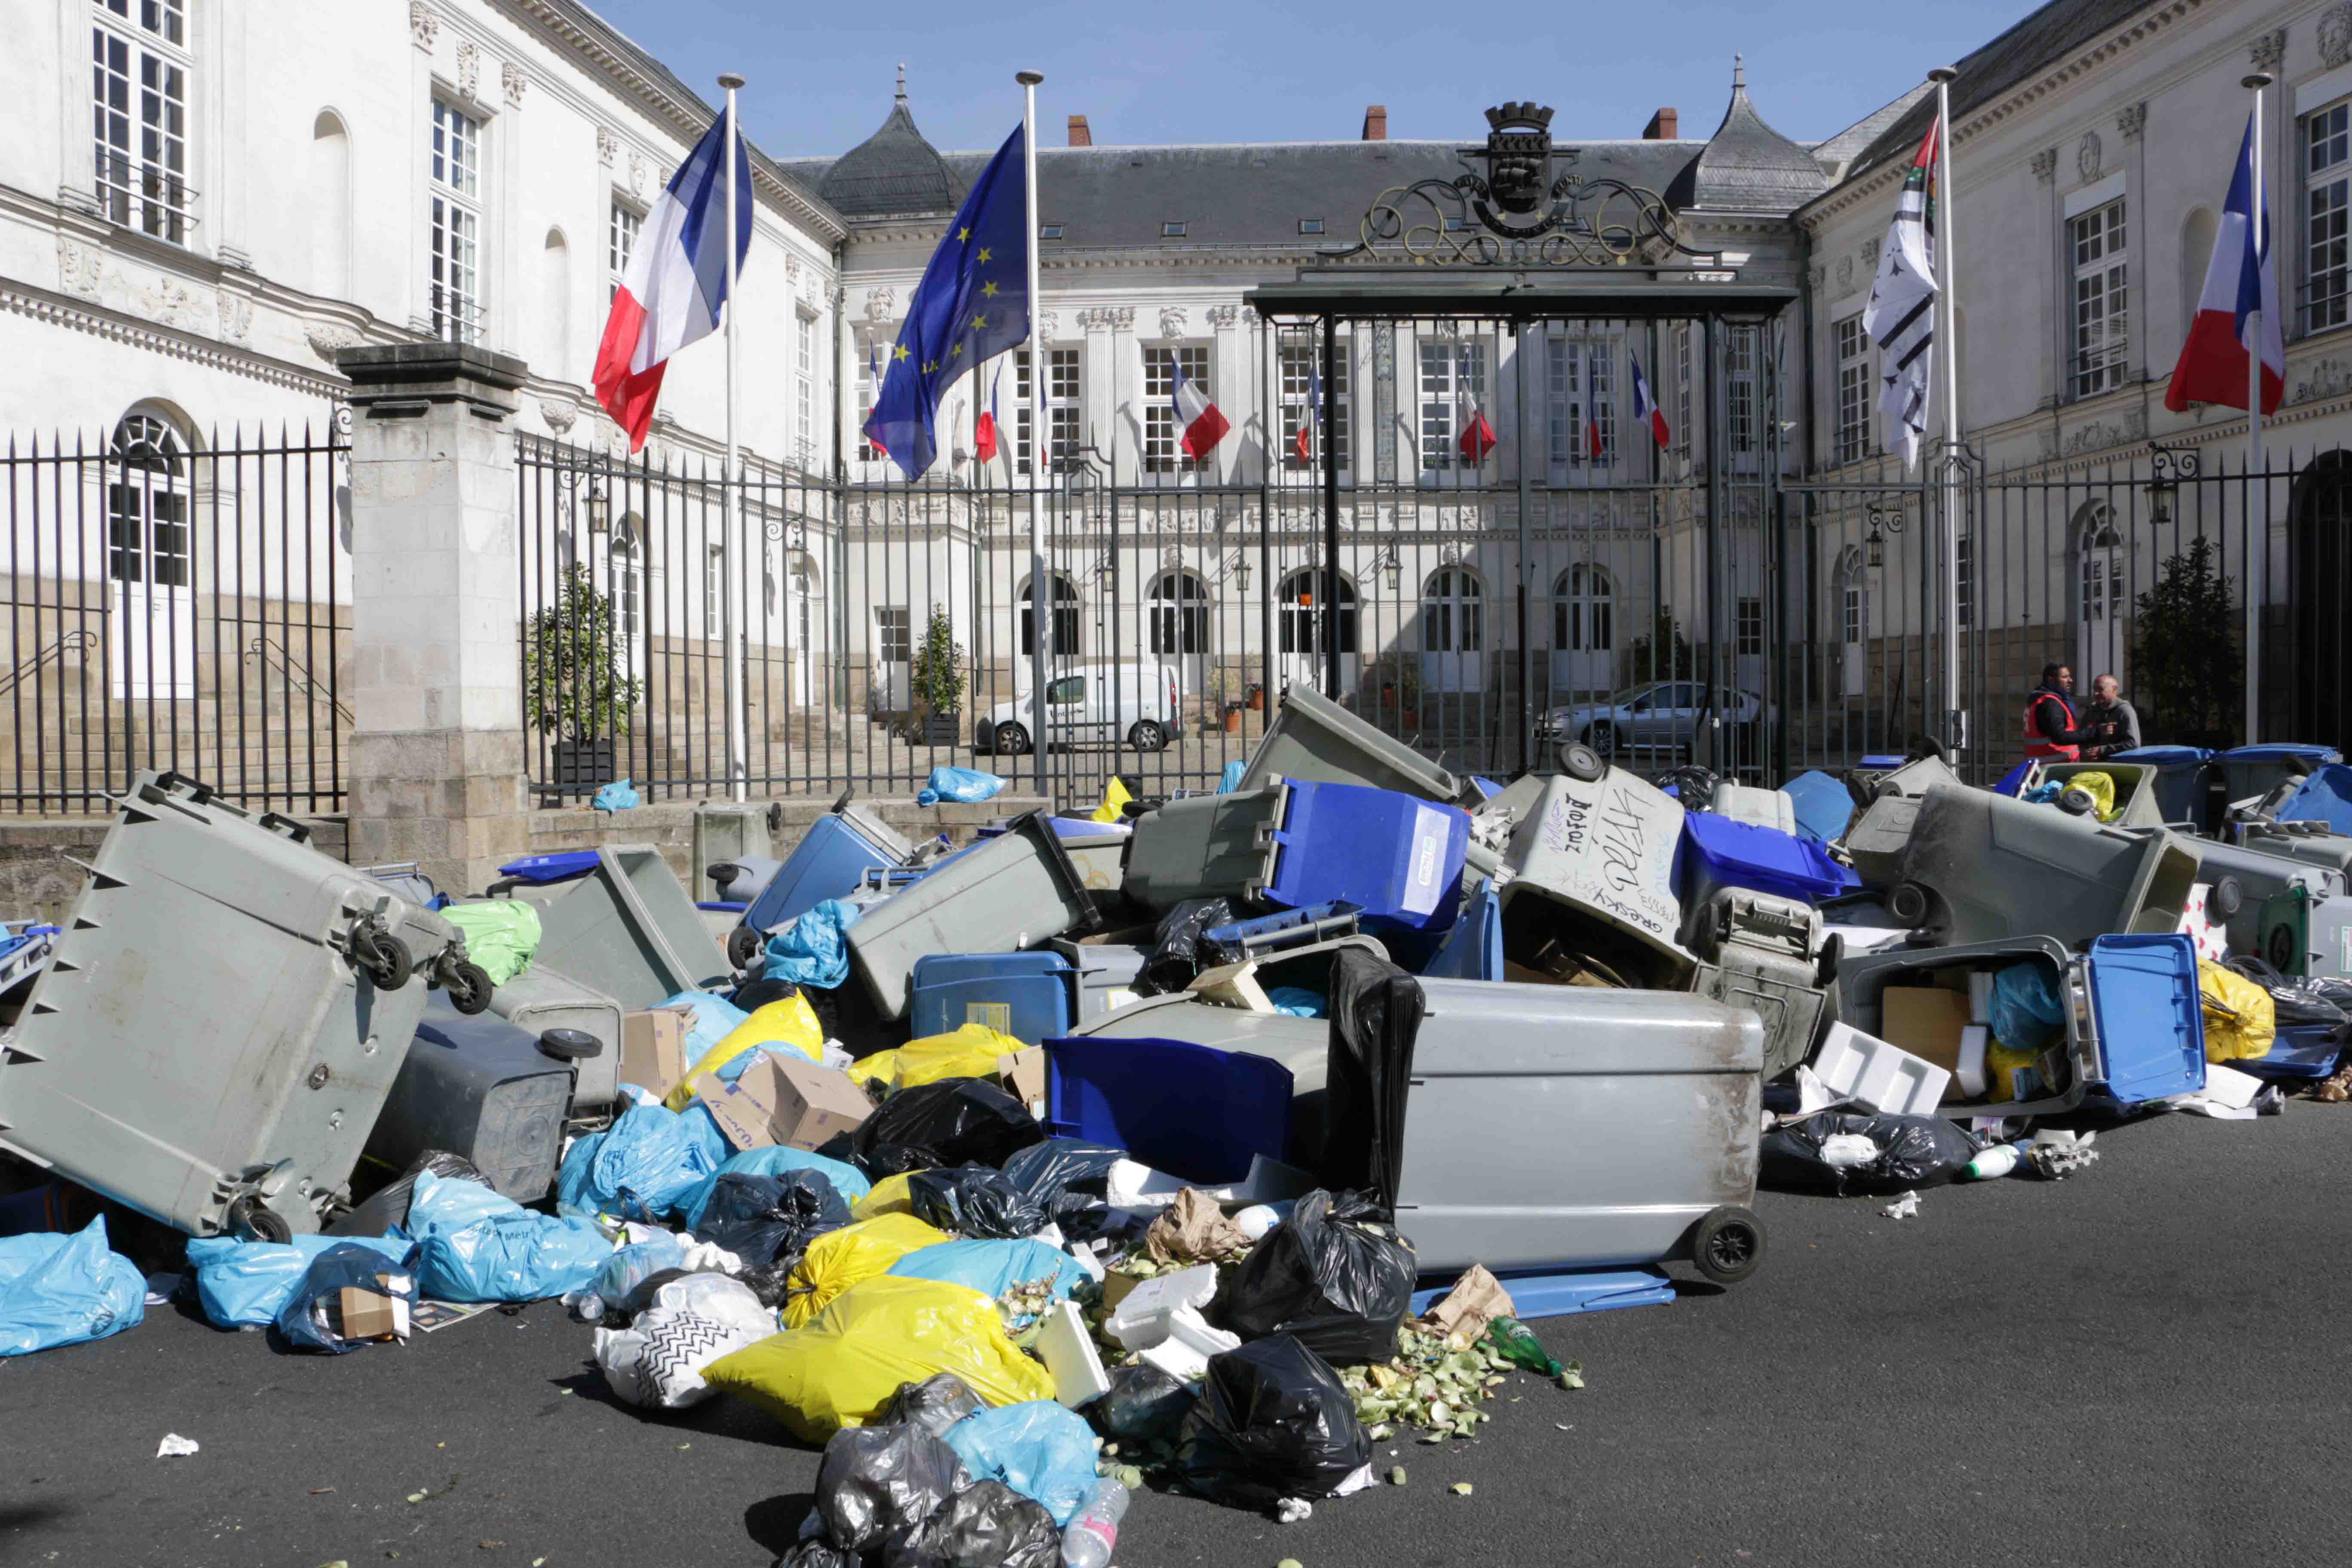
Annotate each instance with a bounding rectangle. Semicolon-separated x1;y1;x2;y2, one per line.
942;1400;1105;1527
0;1217;145;1357
274;1243;423;1354
678;1145;872;1232
655;989;753;1061
1266;986;1326;1018
187;1233;415;1329
556;1100;730;1222
1218;760;1247;794
1990;961;2066;1053
2021;781;2064;805
408;1170;615;1303
886;1237;1086;1306
916;766;1005;808
763;898;863;989
576;1231;688;1310
593;778;640;812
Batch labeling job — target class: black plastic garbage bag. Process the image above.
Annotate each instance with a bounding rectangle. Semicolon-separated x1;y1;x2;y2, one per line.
882;1372;986;1437
883;1479;1060;1568
273;1242;422;1354
327;1149;490;1238
1136;897;1241;996
1761;1111;1981;1197
815;1420;971;1555
1211;1189;1415;1368
2226;956;2352;1031
692;1170;851;1265
1174;1335;1373;1511
779;1542;858;1568
847;1078;1045;1179
907;1166;1048;1240
998;1139;1124;1205
1085;1363;1192;1446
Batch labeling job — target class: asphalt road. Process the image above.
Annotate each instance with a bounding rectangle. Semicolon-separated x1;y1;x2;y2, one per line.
8;1102;2351;1568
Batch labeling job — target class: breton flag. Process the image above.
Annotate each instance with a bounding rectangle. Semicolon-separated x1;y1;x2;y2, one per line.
1457;389;1496;463
1172;360;1230;460
592;107;752;451
1293;367;1319;464
1630;352;1669;447
1862;112;1941;470
2165;116;2285;416
974;361;1000;465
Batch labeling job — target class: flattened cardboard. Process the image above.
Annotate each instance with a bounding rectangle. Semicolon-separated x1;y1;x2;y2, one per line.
694;1053;871;1153
1881;986;1972;1073
619;1005;694;1099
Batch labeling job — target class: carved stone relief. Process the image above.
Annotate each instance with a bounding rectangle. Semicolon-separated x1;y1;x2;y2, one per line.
409;0;439;51
2077;131;2102;183
217;292;252;345
597;126;617;167
1157;306;1188;339
305;323;358;361
2252;27;2290;74
502;62;528;107
2292;357;2352;404
456;41;480;101
1835;255;1854;293
2031;149;2057;185
2116;103;2145;142
56;236;103;300
539;399;578;434
2325;7;2352;69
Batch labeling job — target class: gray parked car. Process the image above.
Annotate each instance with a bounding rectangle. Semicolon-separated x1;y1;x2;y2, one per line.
1545;681;1767;761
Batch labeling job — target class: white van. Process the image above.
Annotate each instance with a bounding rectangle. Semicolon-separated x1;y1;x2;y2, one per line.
977;662;1185;755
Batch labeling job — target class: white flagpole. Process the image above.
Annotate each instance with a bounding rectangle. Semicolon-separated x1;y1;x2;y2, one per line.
1929;65;1964;757
1017;69;1046;799
2245;70;2272;747
718;74;749;802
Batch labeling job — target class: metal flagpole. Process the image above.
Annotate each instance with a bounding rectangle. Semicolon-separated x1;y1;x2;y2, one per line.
2245;70;2272;747
717;74;750;802
1017;70;1047;800
1929;65;1964;759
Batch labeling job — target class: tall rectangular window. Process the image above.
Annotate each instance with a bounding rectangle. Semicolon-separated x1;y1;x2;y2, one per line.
1834;315;1871;466
1956;534;1974;628
875;606;911;664
1280;342;1350;471
1545;339;1614;470
795;314;815;467
2070;199;2128;398
429;100;484;345
1735;596;1764;658
704;546;725;637
2307;102;2350;333
858;336;885;462
1418;338;1488;472
1014;348;1081;476
1143;345;1210;473
608;200;641;305
92;1;191;243
1674;325;1693;460
1727;328;1758;461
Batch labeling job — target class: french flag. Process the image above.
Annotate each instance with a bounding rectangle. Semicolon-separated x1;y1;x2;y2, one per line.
1173;361;1230;460
974;361;1000;465
1294;366;1318;464
1630;352;1669;447
1457;389;1496;463
2165;116;2285;416
592;109;751;451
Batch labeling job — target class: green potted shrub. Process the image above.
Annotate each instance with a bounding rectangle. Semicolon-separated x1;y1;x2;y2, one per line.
524;564;644;795
906;606;967;746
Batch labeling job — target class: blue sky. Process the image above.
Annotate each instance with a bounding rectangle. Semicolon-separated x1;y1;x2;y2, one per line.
591;0;2037;159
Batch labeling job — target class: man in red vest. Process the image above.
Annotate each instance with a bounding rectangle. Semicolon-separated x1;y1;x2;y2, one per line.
2023;663;2112;760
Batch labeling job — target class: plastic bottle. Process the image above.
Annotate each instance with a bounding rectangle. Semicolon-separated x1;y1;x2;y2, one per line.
1060;1477;1130;1568
1963;1143;2021;1181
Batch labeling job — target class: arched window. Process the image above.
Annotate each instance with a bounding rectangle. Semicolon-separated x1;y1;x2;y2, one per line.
1551;564;1614;652
106;409;191;587
310;110;352;297
608;513;645;660
1148;569;1208;655
1276;569;1357;655
1021;572;1080;656
541;229;572;383
2075;500;2125;624
2180;206;2218;354
1420;567;1484;654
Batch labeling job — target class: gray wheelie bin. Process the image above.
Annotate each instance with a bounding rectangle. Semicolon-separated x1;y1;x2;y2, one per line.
1237;681;1469;803
364;995;579;1201
1889;783;2201;949
2184;838;2343;955
846;810;1095;1020
1495;769;1696;988
530;846;735;1009
2019;760;2177;829
1687;890;1831;1080
0;771;464;1238
485;965;627;1116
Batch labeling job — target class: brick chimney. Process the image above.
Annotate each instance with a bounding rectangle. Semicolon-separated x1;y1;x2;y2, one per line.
1067;114;1092;147
1643;108;1678;140
1362;104;1387;141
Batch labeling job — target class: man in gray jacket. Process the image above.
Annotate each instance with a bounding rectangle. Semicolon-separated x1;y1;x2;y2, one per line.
2084;673;2141;759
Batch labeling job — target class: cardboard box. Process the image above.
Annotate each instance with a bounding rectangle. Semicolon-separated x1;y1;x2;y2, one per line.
337;1276;411;1341
997;1047;1047;1111
619;1005;695;1100
694;1052;871;1153
1880;986;1972;1075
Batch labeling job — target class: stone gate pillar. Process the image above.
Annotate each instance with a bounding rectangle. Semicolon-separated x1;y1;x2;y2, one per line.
337;343;532;894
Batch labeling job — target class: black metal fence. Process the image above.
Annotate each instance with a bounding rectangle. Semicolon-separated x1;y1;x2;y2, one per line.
2;420;349;815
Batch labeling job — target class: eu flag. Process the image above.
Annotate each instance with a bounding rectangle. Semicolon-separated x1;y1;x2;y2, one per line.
864;122;1030;479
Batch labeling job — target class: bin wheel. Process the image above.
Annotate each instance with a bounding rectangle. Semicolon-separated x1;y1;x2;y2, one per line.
442;959;493;1015
995;722;1032;756
352;929;412;991
228;1196;292;1246
1559;741;1607;783
536;1027;603;1061
1127;720;1169;753
2267;922;2299;971
1580;724;1622;761
2210;875;2244;919
2057;787;2097;817
1886;882;1929;927
1690;1205;1766;1286
727;924;765;970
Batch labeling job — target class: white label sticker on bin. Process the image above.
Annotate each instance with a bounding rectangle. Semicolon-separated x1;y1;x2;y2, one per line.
964;1002;1013;1033
1402;804;1452;917
1104;987;1140;1012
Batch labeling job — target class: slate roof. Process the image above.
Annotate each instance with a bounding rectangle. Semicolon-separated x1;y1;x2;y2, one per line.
1670;59;1829;212
1811;84;1937;179
816;75;971;217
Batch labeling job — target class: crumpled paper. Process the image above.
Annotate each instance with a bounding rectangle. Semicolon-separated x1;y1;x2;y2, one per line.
1143;1188;1248;1265
1421;1264;1513;1344
156;1433;199;1458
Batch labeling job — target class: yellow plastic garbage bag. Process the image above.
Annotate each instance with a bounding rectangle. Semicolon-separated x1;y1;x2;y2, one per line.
702;1274;1055;1444
2198;959;2276;1063
781;1212;946;1329
2066;770;2119;822
662;992;826;1111
851;1170;928;1221
849;1023;1025;1095
1090;775;1134;825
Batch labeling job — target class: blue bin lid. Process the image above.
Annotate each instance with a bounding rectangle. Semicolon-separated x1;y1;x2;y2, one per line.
1781;771;1856;844
2220;743;2343;762
2233;1023;2348;1081
1041;1035;1293;1184
2084;934;2206;1104
2271;764;2352;836
496;850;602;883
1409;1266;1672;1321
1680;812;1849;901
1858;753;1907;769
913;949;1072;984
2110;745;2213;763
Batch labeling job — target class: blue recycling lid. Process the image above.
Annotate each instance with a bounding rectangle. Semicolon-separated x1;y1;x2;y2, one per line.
496;850;603;884
2085;933;2205;1105
2110;745;2213;763
2220;744;2342;763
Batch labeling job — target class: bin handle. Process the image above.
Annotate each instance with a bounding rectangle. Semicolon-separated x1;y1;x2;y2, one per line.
258;811;312;845
155;770;216;805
